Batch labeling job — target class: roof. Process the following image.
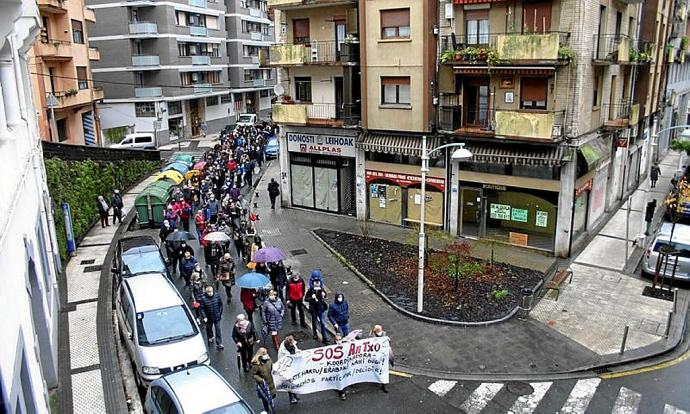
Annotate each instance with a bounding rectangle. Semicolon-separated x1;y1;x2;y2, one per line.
124;273;182;312
164;365;242;411
357;133;441;157
463;142;565;166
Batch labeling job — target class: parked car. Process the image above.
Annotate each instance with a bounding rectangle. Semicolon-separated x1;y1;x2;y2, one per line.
144;365;254;414
116;273;209;387
641;222;690;281
236;113;257;126
264;135;279;159
110;133;156;149
113;235;170;280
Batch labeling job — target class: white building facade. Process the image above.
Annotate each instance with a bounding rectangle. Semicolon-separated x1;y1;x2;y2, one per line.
0;0;62;412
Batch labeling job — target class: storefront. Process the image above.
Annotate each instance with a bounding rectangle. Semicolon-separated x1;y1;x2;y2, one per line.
286;131;356;215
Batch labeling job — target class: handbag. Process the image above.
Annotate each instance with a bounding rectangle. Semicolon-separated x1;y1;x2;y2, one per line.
192;300;200;309
217;272;231;282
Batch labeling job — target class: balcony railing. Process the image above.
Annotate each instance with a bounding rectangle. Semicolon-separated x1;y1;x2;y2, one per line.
249;8;267;18
37;0;67;13
190;26;208;36
129;22;158;35
592;34;631;63
88;47;100;61
272;102;356;126
250;56;260;64
250;32;264;41
192;55;211;65
265;40;359;65
193;83;212;93
135;87;163;97
251;79;266;87
48;89;93;108
37;40;73;61
495;109;565;140
601;102;636;128
84;7;96;22
93;86;104;100
132;55;160;66
189;0;207;7
630;40;655;64
441;32;571;64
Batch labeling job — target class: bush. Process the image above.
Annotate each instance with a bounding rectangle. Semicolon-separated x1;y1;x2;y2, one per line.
45;158;159;260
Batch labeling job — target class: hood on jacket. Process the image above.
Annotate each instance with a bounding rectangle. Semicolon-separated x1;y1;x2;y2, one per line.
309;269;324;289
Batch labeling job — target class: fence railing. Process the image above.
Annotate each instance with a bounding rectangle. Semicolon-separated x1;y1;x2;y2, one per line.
442;31;570;51
601;102;632;124
129;22;158;34
132;55;160;66
267;40;358;65
592;34;631;62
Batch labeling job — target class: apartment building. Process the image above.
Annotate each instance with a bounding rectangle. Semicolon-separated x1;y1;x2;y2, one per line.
224;0;275;115
30;0;104;145
86;0;235;143
1;0;62;412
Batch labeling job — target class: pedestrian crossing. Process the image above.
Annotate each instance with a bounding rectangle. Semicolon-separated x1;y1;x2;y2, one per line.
427;378;689;414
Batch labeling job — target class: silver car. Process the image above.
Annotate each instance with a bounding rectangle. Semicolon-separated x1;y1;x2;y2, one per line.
641;222;690;281
116;272;209;387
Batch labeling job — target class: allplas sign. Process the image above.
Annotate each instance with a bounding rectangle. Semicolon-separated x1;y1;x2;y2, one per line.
365;170;446;191
287;132;356;157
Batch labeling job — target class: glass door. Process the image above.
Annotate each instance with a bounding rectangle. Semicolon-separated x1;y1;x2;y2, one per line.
464;78;490;128
460;188;482;237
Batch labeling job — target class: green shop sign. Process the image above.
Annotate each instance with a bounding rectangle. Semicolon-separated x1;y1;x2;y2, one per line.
490;203;511;220
511;208;528;223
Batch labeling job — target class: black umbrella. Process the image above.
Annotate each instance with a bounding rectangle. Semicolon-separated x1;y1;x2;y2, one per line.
165;230;195;242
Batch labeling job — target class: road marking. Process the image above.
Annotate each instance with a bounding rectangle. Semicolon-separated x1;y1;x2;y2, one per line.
508;382;552;414
611;387;642;414
665;404;689;414
459;383;504;414
428;380;457;397
389;370;413;378
558;378;601;413
600;347;690;379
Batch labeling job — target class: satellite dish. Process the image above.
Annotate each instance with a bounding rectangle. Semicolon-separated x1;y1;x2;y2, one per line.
273;84;285;96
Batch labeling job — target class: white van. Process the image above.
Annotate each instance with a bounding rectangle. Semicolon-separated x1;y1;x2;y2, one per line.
116;272;209;387
236;113;257;126
110;133;156;149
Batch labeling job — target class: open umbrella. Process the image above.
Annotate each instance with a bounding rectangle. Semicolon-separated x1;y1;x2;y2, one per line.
236;272;270;289
165;230;195;242
254;247;287;263
203;231;232;243
193;160;207;171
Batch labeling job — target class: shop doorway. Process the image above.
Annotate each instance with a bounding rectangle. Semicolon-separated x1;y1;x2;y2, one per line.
368;183;402;225
289;153;354;214
189;99;201;136
459;187;483;237
463;78;490;129
246;92;257;114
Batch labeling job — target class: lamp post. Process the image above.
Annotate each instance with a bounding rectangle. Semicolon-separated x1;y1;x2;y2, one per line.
417;136;473;313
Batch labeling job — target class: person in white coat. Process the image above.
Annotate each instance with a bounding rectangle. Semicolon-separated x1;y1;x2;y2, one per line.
277;335;300;404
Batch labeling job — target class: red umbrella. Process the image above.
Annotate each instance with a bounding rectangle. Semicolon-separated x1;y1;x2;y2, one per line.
193;160;207;171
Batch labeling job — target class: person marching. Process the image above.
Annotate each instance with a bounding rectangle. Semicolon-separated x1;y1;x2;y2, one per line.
286;270;307;328
251;348;276;414
232;314;257;373
260;289;285;351
277;335;301;404
305;272;329;344
217;252;236;304
327;292;350;336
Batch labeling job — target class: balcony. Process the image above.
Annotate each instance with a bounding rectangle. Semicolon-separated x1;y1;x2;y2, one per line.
495;32;564;61
252;79;266;87
592;35;630;64
48;89;93;109
84;7;96;22
192;55;211;65
37;0;66;14
36;40;73;61
601;102;639;128
88;47;100;61
250;32;264;41
135;87;163;98
264;41;358;66
272;102;354;126
630;40;655;64
193;83;212;93
268;0;356;10
189;0;207;7
249;8;267;18
190;26;208;37
129;22;158;36
251;56;260;64
93;86;104;100
495;109;564;140
132;55;160;66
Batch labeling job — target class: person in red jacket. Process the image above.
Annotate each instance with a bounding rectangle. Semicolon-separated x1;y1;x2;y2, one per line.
240;287;257;326
176;199;192;231
194;209;206;240
286;270;307;328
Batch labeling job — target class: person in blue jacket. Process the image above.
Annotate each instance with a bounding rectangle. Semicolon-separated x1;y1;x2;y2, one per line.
327;293;350;336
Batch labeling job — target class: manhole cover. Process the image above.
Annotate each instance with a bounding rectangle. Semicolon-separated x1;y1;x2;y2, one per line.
506;381;534;396
83;265;102;273
80;259;96;265
290;249;307;256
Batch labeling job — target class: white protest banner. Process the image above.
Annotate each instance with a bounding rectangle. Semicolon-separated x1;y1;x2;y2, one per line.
272;337;390;394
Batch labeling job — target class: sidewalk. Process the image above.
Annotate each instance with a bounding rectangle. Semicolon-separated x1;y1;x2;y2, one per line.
58;175;156;414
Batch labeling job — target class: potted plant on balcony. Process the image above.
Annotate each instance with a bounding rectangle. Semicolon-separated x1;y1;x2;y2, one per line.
281;95;294;104
341;35;359;63
558;46;576;63
65;88;78;97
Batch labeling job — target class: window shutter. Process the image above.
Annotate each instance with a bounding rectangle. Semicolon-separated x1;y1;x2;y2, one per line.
293;19;309;39
381;9;409;28
463;10;488;20
520;78;548;101
381;76;410;85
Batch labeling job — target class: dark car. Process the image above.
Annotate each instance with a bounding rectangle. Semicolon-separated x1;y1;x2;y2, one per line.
113;235;170;280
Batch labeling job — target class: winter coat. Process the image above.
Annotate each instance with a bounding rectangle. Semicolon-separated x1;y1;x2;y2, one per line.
286;277;306;302
241;288;257;312
180;256;198;277
97;199;109;215
111;194;124;209
199;292;223;322
231;322;257;347
261;298;285;331
251;359;275;395
218;257;236;285
327;294;349;326
305;287;328;315
267;181;280;197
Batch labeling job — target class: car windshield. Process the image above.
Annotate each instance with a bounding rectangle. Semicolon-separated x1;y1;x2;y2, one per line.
204;401;253;414
653;240;690;257
122;251;166;276
136;305;197;345
238;115;253;123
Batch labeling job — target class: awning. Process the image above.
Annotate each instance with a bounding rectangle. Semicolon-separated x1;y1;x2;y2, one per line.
579;137;611;169
454;0;508;3
453;66;556;75
463;142;565;166
358;133;442;157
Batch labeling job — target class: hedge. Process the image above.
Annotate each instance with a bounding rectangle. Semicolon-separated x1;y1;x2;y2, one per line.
44;158;160;260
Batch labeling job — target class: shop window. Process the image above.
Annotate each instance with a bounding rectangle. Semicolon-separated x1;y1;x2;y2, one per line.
381;8;410;39
464;10;489;45
220;94;232;104
56;118;68;142
135;102;156;118
293;19;310;44
381;77;411;105
206;96;218;106
520;78;547;110
295;77;312;102
72;20;84;44
76;67;88;90
168;101;182;116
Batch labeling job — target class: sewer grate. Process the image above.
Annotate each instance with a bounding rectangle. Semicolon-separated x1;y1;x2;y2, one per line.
506;381;534;396
80;259;96;265
83;265;102;273
592;367;611;374
290;249;308;256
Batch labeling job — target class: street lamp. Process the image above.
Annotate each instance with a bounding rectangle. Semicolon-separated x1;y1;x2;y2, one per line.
417;136;473;313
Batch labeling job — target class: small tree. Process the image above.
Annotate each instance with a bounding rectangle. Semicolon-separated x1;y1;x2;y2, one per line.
670;139;690;155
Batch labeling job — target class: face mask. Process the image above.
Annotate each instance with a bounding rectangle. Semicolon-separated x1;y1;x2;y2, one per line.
261;355;270;362
206;291;213;296
314;286;321;290
269;296;276;301
376;332;383;337
336;298;343;303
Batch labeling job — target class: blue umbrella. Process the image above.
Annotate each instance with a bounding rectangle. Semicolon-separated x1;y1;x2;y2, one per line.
236;272;271;289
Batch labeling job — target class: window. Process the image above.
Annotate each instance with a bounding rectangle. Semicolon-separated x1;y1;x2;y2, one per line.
208;71;220;84
260;90;269;98
295;77;312;102
381;76;411;105
72;20;84;44
465;10;489;45
522;1;552;33
234;93;243;102
206;96;218;106
221;94;232;104
76;67;88;90
593;75;600;107
206;15;218;30
56;118;68;142
293;19;310;44
188;13;205;27
520;78;548;109
135;102;156;117
380;8;410;39
168;101;182;115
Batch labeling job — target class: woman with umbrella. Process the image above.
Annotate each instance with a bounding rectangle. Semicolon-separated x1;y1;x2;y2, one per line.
237;271;271;326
